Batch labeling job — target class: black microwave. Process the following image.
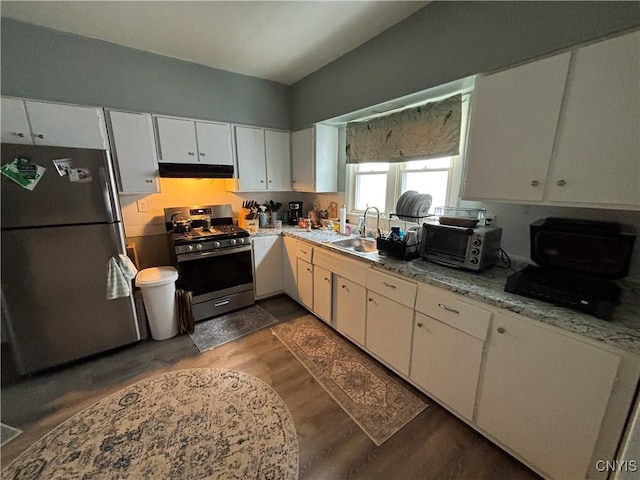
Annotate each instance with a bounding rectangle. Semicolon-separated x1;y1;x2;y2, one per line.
529;217;636;279
420;223;503;271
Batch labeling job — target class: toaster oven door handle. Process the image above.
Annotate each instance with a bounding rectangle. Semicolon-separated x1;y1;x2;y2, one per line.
177;244;251;262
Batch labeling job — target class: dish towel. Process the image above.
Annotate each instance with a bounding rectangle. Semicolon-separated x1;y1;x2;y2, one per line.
106;254;139;300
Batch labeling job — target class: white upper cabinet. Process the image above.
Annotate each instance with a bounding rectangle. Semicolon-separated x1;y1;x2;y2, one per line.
291;124;338;192
195;121;234;166
1;97;108;149
463;53;570;202
235;125;267;191
155;116;233;165
548;31;640;208
106;110;160;194
1;97;32;144
463;30;640;210
232;126;291;192
265;129;292;190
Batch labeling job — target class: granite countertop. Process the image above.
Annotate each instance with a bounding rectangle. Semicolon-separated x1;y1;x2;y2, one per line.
253;226;640;356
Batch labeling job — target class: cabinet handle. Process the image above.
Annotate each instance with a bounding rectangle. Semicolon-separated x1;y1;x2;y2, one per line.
417;322;423;328
260;180;265;183
307;268;312;273
199;152;206;157
324;277;330;282
382;281;396;289
14;132;25;138
341;284;349;292
497;327;505;334
145;179;153;183
530;180;539;187
35;133;44;139
438;303;459;314
556;179;566;186
188;151;196;156
268;180;272;183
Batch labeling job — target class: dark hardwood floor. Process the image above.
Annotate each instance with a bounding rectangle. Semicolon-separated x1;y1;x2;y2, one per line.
1;295;540;479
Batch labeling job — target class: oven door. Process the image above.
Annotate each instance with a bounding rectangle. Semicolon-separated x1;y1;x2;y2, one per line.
176;245;253;300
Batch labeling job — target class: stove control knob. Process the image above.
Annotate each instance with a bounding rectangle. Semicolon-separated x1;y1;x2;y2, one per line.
238;238;245;244
229;239;237;246
187;245;194;252
196;244;203;251
213;241;221;248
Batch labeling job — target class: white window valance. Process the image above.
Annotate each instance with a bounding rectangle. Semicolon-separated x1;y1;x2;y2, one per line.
346;93;462;164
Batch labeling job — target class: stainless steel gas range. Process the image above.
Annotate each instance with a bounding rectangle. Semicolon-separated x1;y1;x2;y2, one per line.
164;204;254;321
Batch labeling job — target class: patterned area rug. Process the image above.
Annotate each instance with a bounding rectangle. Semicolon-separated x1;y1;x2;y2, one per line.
189;305;279;353
2;369;298;480
272;315;427;446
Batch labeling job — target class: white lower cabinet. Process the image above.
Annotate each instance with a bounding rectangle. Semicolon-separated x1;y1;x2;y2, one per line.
296;258;314;310
411;283;491;420
476;311;621;480
411;313;484;420
365;291;413;376
283;237;640;480
312;265;332;324
333;275;367;346
281;236;297;299
252;235;282;299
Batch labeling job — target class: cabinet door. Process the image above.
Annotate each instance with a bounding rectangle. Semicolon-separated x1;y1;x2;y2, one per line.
411;313;484;420
282;236;297;299
291;127;314;191
463;53;570;202
548;32;640;208
265;129;291;190
296;258;314;310
25;101;109;149
252;236;283;299
155;117;198;164
313;265;332;324
235;126;267;191
107;111;160;193
334;275;366;346
195;121;233;166
477;311;620;480
314;124;338;193
365;291;413;375
1;97;32;144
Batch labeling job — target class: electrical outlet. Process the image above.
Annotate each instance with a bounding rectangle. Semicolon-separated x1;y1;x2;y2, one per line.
484;213;496;226
137;200;148;213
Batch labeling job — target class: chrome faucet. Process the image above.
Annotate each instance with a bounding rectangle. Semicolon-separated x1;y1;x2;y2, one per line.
362;206;381;238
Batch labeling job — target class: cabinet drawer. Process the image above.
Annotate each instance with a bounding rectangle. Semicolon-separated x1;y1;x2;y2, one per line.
296;242;313;263
415;284;491;341
314;249;368;286
366;268;416;308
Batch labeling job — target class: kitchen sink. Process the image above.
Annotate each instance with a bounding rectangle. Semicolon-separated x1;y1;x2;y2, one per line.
330;237;378;254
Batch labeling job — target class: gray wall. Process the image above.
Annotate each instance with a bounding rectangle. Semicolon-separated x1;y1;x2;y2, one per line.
0;18;290;129
292;1;640;128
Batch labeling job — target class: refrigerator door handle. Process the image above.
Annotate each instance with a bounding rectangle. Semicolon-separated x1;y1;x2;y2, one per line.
99;166;116;223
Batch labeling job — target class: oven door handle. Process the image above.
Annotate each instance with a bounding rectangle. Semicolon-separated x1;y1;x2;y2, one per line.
177;244;252;262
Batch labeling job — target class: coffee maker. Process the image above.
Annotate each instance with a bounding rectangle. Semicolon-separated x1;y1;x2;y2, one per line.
289;201;304;225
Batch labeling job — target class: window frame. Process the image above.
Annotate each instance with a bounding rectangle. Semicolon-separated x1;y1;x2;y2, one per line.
346;93;471;218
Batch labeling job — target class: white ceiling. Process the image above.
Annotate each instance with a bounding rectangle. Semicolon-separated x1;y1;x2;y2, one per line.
1;1;429;85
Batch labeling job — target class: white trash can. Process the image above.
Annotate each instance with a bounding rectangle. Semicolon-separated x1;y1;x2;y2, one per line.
135;266;179;340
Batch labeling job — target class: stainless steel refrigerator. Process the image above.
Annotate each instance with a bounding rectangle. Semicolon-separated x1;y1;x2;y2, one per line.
1;143;141;374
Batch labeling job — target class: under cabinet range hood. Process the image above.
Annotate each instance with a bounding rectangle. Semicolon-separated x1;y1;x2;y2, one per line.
158;162;234;179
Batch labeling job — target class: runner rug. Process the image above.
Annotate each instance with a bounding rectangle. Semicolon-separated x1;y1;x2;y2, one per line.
2;368;298;479
189;304;279;353
272;315;427;446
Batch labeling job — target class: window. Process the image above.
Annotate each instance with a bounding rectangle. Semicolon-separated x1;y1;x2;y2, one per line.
347;93;471;220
